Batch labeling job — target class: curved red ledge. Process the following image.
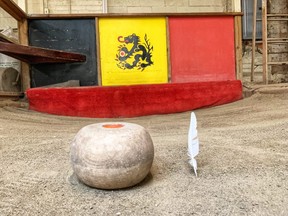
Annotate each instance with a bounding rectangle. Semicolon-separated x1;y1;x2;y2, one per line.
26;80;242;118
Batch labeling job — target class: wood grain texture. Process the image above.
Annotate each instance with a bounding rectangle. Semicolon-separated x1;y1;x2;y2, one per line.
0;41;86;64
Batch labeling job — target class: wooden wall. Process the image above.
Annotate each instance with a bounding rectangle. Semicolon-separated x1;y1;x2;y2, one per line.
169;16;236;83
29;19;97;87
0;0;242;90
26;14;240;88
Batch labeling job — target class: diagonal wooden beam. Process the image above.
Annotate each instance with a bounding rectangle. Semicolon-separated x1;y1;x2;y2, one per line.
0;32;19;43
0;0;27;21
0;41;86;64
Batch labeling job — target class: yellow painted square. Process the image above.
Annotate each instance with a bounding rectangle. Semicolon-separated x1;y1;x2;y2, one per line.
99;17;168;86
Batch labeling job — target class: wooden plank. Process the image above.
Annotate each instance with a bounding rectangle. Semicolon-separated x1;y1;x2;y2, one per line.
21;62;30;92
0;41;86;64
166;16;171;83
29;19;97;87
28;12;243;20
234;15;243;81
255;61;288;66
18;19;29;91
95;17;102;86
267;18;288;21
267;14;288;17
169;16;236;83
267;40;288;43
251;0;257;82
267;38;288;41
0;32;18;44
0;91;22;96
0;0;27;21
268;61;288;65
262;0;268;84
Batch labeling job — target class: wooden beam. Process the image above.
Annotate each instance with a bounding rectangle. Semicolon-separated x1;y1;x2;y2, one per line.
0;0;27;21
262;0;268;84
166;16;171;83
0;32;18;44
95;17;102;86
234;16;243;81
0;41;86;64
28;12;243;20
18;19;30;92
0;91;23;96
251;0;257;82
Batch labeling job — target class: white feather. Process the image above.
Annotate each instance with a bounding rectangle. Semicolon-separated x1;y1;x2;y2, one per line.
188;112;199;176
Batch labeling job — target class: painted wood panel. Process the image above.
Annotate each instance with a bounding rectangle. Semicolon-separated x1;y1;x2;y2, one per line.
169;16;236;83
99;17;168;86
29;19;97;87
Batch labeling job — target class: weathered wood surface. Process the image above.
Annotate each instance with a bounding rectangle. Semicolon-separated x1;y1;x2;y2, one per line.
29;19;97;87
0;41;86;64
234;15;243;81
0;0;27;21
28;12;243;19
262;0;268;84
0;32;18;44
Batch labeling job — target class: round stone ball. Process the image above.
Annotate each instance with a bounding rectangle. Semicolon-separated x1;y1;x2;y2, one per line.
70;122;154;189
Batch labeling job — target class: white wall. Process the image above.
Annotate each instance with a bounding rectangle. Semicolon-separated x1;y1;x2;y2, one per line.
25;0;239;14
0;0;241;32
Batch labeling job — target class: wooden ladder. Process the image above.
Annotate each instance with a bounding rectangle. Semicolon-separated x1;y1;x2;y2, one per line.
251;0;288;84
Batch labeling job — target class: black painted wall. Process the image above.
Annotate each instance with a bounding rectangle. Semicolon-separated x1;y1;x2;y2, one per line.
29;19;97;87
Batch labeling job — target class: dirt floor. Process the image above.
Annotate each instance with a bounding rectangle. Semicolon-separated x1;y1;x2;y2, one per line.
0;85;288;216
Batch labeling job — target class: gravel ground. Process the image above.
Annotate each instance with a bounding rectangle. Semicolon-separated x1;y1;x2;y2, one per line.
0;86;288;216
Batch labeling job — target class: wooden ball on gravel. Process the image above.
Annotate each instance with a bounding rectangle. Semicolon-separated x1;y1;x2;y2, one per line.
70;122;154;189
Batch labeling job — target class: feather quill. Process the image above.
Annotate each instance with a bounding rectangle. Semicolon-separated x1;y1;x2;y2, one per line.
188;112;199;176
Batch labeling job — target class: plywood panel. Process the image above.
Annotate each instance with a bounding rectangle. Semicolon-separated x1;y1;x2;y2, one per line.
99;17;168;86
169;16;236;83
29;19;97;87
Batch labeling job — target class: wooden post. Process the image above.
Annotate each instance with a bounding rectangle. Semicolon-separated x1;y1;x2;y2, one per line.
232;0;242;81
18;18;30;91
166;16;171;83
251;0;257;82
95;17;102;86
262;0;268;84
0;0;30;91
234;15;243;81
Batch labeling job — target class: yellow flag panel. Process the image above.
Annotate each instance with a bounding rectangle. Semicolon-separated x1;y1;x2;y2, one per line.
99;17;168;86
